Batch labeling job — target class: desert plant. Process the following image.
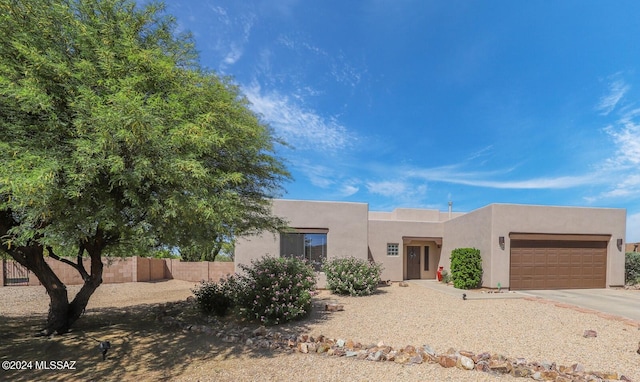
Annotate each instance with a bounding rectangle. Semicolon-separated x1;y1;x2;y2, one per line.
322;257;383;296
450;248;483;289
192;275;243;317
236;256;316;325
440;269;452;284
626;252;640;285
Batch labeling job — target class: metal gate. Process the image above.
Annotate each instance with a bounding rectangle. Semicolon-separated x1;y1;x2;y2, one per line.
3;260;30;286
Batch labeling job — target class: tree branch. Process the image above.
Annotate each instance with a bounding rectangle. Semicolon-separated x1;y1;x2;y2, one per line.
75;244;90;280
46;246;90;281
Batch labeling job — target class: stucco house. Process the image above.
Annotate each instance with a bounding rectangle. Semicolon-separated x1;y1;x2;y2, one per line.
234;199;627;290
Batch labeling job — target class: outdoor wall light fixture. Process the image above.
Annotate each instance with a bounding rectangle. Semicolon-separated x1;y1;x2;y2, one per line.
617;238;623;251
499;236;505;250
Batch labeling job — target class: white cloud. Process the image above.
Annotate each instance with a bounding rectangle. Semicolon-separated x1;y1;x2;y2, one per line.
295;162;335;188
244;83;354;151
594;105;640;200
466;145;494;161
599;175;640;199
366;181;408;197
339;184;360;197
605;118;640;166
366;180;428;205
222;43;244;66
596;76;629;116
406;165;599;190
330;52;364;88
447;174;599;189
208;9;255;71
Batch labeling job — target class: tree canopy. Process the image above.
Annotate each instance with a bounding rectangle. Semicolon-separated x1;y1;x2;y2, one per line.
0;0;289;334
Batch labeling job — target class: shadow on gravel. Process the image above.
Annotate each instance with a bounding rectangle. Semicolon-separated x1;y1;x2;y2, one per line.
0;293;344;382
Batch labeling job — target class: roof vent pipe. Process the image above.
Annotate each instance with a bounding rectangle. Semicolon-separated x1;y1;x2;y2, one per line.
448;201;452;220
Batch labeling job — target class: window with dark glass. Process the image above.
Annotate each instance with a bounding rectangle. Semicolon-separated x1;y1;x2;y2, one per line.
424;246;430;271
280;232;327;271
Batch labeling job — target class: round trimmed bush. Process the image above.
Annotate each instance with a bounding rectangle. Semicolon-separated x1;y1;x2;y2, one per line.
192;275;243;317
322;257;383;296
450;247;483;289
236;256;316;325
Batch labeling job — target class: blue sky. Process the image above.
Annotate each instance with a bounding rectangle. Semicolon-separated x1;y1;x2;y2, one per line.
164;0;640;242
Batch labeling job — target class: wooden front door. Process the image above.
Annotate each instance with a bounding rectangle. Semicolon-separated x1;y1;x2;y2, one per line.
406;246;421;279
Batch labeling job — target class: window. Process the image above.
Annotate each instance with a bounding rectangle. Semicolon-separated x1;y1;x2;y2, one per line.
280;232;327;271
387;243;399;256
424;246;430;271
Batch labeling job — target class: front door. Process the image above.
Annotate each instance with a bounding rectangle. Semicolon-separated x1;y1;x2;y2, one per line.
407;246;421;279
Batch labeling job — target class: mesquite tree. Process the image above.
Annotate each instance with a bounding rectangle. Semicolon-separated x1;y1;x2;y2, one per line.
0;0;289;335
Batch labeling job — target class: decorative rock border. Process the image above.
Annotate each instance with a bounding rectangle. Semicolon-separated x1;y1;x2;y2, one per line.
155;300;635;382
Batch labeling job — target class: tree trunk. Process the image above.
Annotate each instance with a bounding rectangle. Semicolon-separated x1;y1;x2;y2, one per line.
66;249;103;329
5;241;104;335
1;211;106;334
30;247;103;335
8;244;72;335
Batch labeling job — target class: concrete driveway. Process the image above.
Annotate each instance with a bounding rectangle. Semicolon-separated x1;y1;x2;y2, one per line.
519;288;640;323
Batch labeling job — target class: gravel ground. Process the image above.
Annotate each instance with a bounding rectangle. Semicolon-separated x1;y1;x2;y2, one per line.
1;280;638;381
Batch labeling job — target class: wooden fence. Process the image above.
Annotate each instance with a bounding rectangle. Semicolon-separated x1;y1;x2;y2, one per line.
1;257;235;287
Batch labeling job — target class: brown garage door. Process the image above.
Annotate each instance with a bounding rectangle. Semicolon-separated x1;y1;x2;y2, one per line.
510;236;608;290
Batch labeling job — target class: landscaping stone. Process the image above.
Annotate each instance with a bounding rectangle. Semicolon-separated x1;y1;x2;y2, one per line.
394;352;411;364
437;355;457;368
384;350;397;362
475;360;490;372
459;350;475;358
317;343;330;353
154;298;632;382
473;352;491;363
457;355;474;370
253;326;267;337
488;360;510;374
403;345;416;354
583;329;598;338
409;354;423;364
325;303;344;312
367;350;384;362
422;344;436;357
510;364;530;378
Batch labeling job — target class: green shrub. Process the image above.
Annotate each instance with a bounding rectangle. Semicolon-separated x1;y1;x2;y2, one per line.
626;252;640;285
450;248;483;289
192;275;244;317
236;256;316;325
322;257;383;296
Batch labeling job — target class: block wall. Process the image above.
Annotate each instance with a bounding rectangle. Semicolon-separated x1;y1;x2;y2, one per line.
2;257;234;286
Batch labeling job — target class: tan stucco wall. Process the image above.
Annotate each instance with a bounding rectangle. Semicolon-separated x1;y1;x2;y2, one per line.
369;209;464;222
490;204;626;288
441;205;494;285
235;199;626;290
441;204;627;288
234;199;369;287
368;219;443;281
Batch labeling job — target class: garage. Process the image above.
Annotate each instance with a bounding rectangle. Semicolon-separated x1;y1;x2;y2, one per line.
509;234;609;290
